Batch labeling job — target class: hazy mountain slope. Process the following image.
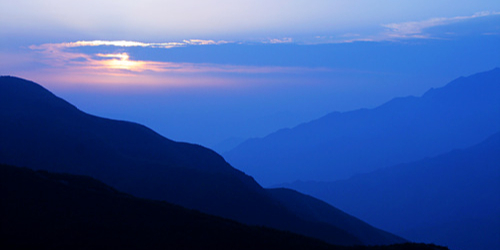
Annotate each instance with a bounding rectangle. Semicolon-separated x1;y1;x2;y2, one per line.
281;132;500;250
0;76;404;246
267;188;405;245
224;68;500;186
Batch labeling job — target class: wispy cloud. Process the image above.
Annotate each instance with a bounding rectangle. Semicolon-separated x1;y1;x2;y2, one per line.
183;39;231;45
24;39;332;87
30;41;326;74
482;32;500;36
320;11;500;44
29;39;231;50
265;37;293;44
381;11;500;40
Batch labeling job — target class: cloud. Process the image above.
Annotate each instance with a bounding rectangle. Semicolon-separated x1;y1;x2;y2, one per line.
316;11;500;44
24;40;333;87
482;32;500;36
381;11;500;40
183;39;232;45
266;38;293;44
22;11;500;50
29;39;231;50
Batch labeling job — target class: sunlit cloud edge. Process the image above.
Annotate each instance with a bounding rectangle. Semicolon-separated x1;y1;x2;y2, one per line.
29;39;232;50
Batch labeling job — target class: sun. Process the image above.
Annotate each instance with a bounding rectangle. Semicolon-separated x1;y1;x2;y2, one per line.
96;53;145;71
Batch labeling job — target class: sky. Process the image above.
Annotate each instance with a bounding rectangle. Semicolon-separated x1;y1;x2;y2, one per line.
1;1;500;149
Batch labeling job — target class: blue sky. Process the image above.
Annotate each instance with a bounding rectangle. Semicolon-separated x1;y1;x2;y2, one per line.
2;0;499;41
1;1;499;147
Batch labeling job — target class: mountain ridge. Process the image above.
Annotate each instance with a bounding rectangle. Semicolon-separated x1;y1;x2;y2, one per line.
0;163;344;250
0;75;404;246
1;163;448;250
280;131;500;250
224;68;500;186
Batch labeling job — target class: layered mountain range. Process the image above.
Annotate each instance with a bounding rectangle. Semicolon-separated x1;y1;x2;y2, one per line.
281;131;500;250
224;68;500;186
221;68;500;250
1;163;450;250
0;76;404;246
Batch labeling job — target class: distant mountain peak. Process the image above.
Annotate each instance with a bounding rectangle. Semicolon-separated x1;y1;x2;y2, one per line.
224;68;500;185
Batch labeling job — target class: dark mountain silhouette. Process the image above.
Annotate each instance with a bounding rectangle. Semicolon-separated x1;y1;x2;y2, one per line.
0;76;404;246
0;164;331;250
281;132;500;250
0;164;447;250
224;68;500;186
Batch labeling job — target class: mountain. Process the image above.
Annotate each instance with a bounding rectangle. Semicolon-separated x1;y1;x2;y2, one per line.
0;164;448;250
280;132;500;250
224;68;500;186
0;164;337;250
0;76;403;246
267;188;410;246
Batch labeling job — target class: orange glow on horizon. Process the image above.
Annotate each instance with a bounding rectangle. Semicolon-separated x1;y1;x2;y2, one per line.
95;53;147;72
24;40;333;89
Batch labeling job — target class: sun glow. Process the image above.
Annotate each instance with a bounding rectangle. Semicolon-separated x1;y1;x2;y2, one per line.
24;40;334;88
95;53;146;71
